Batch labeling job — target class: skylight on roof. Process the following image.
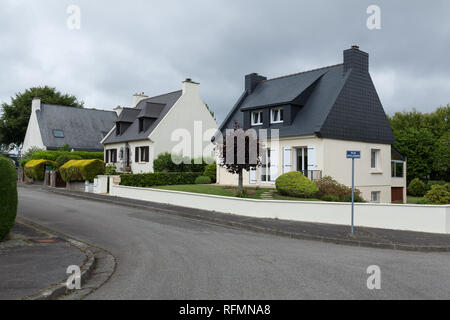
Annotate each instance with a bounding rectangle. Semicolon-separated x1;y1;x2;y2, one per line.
53;130;64;138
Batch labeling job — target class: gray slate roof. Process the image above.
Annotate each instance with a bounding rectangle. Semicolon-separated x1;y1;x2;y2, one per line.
103;90;182;144
220;62;394;144
36;104;118;151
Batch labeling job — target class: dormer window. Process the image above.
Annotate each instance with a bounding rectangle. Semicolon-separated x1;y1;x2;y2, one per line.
116;123;121;135
139;118;144;132
251;110;263;126
270;107;284;124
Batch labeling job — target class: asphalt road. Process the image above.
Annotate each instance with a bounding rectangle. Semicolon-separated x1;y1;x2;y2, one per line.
17;186;450;299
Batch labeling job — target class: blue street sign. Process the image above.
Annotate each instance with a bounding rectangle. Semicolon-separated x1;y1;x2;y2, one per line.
346;150;361;159
346;150;361;235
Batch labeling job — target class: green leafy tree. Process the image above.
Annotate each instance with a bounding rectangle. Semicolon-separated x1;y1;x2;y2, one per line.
0;86;83;145
389;105;449;182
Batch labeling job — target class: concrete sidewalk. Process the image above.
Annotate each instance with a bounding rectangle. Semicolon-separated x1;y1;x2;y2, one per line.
20;184;450;251
0;221;86;300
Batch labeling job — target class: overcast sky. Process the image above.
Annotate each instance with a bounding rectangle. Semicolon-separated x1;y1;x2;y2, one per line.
1;0;449;123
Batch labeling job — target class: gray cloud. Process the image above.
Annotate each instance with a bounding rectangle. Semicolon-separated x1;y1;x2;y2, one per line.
1;0;449;123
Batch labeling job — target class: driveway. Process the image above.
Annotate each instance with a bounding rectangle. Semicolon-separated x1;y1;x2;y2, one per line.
16;186;450;299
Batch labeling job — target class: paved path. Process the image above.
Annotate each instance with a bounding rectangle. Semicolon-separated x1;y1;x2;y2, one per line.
17;186;450;299
0;222;85;300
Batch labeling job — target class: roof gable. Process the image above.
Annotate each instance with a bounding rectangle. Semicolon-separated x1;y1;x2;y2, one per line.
36;104;118;151
103;90;182;144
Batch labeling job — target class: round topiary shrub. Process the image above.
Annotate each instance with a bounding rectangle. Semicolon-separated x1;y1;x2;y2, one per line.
275;171;319;198
55;154;82;168
408;178;427;197
423;184;450;205
203;163;216;183
195;175;212;184
0;156;18;240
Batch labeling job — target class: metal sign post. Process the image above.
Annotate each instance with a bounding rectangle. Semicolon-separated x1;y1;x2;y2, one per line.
346;150;361;235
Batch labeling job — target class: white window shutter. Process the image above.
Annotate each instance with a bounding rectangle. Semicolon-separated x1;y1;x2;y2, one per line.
283;147;292;173
307;146;317;170
249;168;257;184
270;149;278;182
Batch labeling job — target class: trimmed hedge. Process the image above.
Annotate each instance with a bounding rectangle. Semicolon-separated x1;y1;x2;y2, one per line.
153;152;214;173
22;150;104;167
0;156;18;240
275;171;319;198
24;159;58;180
203;164;217;183
60;159;105;182
55;154;82;168
195;176;212;184
120;172;203;187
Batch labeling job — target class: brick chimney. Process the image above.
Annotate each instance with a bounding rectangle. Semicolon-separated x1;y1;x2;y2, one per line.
245;73;266;93
343;45;369;74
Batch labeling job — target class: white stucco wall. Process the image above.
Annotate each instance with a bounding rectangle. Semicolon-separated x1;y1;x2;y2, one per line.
110;185;450;234
104;140;154;173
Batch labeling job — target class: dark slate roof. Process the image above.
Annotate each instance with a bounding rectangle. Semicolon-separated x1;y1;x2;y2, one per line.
36;104;118;151
138;102;165;118
103;90;182;144
220;62;395;144
117;108;141;123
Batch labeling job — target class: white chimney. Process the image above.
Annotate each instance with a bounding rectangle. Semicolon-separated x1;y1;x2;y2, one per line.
114;105;123;116
182;78;199;95
31;97;41;113
132;92;148;108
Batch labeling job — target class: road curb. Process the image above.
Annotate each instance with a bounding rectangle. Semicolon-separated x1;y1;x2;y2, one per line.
20;184;450;253
18;218;113;300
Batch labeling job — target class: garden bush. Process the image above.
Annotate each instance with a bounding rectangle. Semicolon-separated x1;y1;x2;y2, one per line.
321;194;340;202
105;164;117;175
423;184;450;205
120;172;203;187
426;180;447;191
315;176;361;201
153;152;213;173
408;178;427;196
59;159;105;182
275;171;318;198
195;176;212;184
21;150;104;167
0;156;18;240
203;163;217;183
24;159;58;180
55;154;82;168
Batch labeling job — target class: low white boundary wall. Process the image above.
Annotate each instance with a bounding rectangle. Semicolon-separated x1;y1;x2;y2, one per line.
110;185;450;234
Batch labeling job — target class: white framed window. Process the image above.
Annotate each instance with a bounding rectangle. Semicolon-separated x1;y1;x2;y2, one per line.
371;149;380;170
270;107;284;123
371;191;381;203
251;110;263;126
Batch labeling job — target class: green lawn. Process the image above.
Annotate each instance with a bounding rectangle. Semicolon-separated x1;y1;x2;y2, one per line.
407;196;425;204
153;184;321;201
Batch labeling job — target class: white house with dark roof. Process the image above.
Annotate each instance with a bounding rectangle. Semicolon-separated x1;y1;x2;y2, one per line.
22;98;117;153
101;79;218;173
217;46;407;204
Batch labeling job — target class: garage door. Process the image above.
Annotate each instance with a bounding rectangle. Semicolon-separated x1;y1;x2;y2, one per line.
391;187;404;203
